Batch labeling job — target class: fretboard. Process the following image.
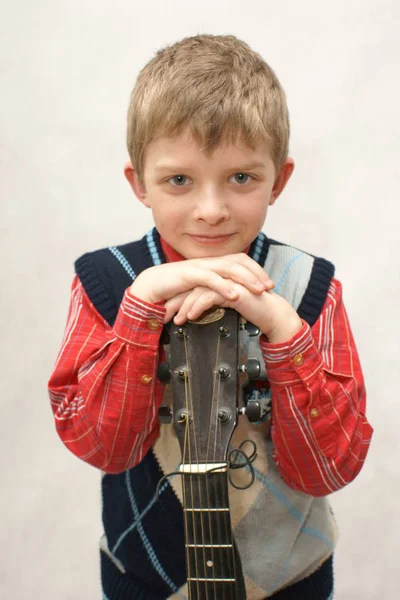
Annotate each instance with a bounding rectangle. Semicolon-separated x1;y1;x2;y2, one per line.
182;469;244;600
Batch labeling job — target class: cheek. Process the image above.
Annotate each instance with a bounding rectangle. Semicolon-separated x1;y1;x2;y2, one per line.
152;198;187;229
235;194;269;223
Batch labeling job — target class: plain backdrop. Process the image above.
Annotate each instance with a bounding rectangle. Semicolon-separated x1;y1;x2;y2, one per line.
1;1;399;598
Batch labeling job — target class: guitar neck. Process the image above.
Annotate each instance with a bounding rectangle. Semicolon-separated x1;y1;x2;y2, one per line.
182;469;244;600
165;309;246;598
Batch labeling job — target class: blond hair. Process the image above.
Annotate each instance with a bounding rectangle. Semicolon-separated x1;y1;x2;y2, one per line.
127;34;290;182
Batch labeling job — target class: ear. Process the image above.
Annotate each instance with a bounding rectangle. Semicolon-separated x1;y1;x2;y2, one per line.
269;157;295;206
123;161;150;208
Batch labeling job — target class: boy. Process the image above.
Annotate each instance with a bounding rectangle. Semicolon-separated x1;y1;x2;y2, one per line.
48;34;373;599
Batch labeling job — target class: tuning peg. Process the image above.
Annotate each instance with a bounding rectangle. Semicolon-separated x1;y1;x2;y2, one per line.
244;321;260;337
240;358;261;381
158;405;173;424
238;400;262;422
244;401;262;423
157;362;171;383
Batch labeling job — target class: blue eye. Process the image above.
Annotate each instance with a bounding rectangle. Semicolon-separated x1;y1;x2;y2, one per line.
169;175;188;186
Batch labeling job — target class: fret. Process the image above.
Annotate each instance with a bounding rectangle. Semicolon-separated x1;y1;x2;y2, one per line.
188;577;236;582
185;511;231;545
184;507;230;512
182;472;230;510
186;579;238;600
186;545;237;579
187;544;233;548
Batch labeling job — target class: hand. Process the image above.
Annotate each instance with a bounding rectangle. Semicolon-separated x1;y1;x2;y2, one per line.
165;283;303;344
129;254;275;305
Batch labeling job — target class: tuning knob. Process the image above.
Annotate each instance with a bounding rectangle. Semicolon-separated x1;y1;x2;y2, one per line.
244;401;262;423
238;400;263;422
241;358;261;381
157;362;171;383
244;321;260;337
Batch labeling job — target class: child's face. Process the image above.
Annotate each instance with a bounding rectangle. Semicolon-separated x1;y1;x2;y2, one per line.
126;129;294;259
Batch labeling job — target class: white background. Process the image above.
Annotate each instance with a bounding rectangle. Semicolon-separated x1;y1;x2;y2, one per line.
1;1;399;598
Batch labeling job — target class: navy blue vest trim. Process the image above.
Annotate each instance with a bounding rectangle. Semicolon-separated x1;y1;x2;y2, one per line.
75;230;166;327
297;256;335;328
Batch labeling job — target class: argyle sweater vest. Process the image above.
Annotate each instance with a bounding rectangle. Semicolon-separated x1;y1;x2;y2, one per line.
75;228;337;600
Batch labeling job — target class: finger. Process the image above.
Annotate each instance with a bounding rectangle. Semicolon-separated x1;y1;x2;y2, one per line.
173;287;207;324
197;258;269;295
164;291;191;323
185;289;226;322
223;253;275;288
183;267;240;301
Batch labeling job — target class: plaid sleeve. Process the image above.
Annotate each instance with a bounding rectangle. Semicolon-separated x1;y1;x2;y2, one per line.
48;275;167;473
260;277;374;497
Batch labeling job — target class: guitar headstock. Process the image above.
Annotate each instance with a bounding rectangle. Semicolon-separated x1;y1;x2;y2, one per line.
167;307;240;466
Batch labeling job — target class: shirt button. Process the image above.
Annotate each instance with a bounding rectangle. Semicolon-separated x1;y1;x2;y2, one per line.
141;374;152;384
293;353;304;366
310;408;319;418
147;318;160;330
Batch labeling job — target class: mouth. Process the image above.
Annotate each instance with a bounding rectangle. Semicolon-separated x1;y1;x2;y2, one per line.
188;234;235;244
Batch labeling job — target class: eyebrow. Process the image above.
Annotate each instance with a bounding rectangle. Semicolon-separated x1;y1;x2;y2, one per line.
154;161;267;173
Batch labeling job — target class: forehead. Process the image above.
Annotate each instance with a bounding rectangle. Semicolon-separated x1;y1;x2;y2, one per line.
145;130;272;170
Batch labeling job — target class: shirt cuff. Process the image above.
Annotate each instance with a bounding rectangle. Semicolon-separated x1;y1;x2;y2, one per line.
259;319;323;386
113;289;166;347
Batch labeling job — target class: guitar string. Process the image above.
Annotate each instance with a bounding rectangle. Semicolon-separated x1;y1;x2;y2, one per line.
183;330;207;600
205;331;222;598
180;368;191;599
182;331;200;600
220;322;239;600
211;319;238;600
215;368;230;600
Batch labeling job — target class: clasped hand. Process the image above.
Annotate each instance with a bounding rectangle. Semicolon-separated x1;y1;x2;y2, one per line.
130;253;303;343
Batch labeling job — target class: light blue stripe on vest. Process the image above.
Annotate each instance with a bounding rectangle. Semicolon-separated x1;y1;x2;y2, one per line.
250;232;265;262
108;246;136;280
146;229;163;265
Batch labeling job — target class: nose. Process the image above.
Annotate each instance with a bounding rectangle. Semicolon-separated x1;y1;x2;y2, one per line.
193;188;229;225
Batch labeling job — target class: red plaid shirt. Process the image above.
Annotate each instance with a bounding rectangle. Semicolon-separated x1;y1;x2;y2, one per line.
48;243;373;497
